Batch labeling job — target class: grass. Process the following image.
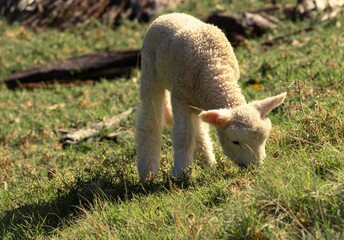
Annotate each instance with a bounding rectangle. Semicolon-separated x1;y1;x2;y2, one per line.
0;0;343;239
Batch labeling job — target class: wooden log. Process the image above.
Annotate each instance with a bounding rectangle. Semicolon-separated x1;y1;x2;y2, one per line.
290;0;344;20
205;11;279;46
0;50;140;89
0;0;185;30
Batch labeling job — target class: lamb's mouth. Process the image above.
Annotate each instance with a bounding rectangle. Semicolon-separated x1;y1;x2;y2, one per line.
224;151;257;168
235;160;259;168
225;153;246;168
230;155;258;168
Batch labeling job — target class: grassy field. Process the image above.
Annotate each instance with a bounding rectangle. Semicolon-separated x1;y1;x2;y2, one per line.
0;0;343;239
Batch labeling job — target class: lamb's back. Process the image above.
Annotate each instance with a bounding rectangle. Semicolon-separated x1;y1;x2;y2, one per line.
142;13;242;109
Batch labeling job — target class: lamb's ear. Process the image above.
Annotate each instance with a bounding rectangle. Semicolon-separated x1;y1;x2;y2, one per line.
253;92;287;118
199;109;231;127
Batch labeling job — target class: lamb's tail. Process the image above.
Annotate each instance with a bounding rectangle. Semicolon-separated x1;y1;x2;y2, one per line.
163;90;174;127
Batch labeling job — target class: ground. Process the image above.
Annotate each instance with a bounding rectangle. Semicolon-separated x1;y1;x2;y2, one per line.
0;0;343;239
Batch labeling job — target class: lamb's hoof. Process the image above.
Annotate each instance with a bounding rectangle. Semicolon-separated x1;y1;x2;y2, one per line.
202;157;216;168
171;166;192;179
138;170;158;181
197;153;216;168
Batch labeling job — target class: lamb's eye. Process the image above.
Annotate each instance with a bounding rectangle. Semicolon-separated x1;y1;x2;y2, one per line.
232;141;240;145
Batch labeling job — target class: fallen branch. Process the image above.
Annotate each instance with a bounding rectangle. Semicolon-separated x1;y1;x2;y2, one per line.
100;129;134;143
0;0;185;30
205;11;280;46
290;0;344;20
58;108;133;146
0;50;140;89
261;26;314;47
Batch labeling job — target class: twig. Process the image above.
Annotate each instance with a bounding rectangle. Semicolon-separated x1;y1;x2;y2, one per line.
261;27;314;47
272;199;315;239
296;79;306;116
290;135;341;153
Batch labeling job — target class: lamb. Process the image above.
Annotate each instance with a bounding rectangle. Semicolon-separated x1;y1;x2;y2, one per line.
135;13;287;180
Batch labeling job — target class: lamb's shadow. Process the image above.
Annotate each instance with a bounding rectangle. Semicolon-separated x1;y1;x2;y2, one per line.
0;171;190;238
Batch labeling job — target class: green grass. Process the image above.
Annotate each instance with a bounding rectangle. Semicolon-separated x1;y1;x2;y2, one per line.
0;1;343;239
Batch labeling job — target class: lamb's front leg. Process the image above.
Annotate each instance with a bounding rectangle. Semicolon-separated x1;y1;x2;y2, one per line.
135;83;166;180
171;98;196;178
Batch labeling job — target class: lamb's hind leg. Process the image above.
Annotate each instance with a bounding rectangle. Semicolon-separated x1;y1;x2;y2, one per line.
135;82;166;180
163;90;173;127
193;115;216;167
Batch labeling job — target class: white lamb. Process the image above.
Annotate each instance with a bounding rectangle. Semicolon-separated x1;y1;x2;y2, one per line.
135;13;286;180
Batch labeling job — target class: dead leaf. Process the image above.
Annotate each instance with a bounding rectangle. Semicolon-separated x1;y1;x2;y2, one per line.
4;26;30;39
251;83;265;90
0;102;16;109
336;21;342;28
21;101;33;109
46;103;65;111
291;39;307;48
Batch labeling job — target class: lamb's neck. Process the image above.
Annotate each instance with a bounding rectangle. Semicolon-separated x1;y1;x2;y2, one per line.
201;56;247;110
206;81;247;110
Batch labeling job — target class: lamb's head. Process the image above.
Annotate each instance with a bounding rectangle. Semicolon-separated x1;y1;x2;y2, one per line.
199;92;287;167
